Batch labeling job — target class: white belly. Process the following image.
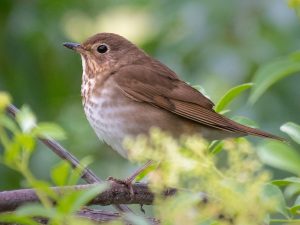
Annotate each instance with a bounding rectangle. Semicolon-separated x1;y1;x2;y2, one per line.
84;86;133;158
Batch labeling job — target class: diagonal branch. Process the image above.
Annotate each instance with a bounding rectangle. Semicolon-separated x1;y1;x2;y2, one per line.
6;104;130;212
6;104;101;184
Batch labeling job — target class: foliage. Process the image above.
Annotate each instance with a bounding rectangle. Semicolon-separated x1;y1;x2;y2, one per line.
126;129;295;225
249;52;300;104
0;0;299;192
0;97;105;225
215;83;253;113
2;65;300;224
0;0;300;224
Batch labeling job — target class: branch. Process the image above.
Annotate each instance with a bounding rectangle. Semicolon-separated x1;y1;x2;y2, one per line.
0;182;177;212
26;208;160;225
6;104;130;213
76;208;160;225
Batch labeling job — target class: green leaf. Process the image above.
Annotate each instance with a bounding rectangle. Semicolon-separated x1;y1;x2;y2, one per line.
16;133;35;154
289;196;300;215
262;184;289;218
0;115;18;133
209;140;224;155
249;52;300;104
51;161;71;186
272;177;300;186
285;183;300;199
67;156;93;185
280;122;300;145
0;213;38;225
29;180;57;200
56;184;107;214
71;184;107;211
289;205;300;215
4;141;22;166
258;141;300;175
17;203;56;218
33;122;66;140
215;83;253;113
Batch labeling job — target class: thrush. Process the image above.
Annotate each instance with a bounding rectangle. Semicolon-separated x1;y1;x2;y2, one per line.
63;33;283;159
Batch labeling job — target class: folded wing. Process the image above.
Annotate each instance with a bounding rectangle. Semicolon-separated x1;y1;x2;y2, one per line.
112;65;284;141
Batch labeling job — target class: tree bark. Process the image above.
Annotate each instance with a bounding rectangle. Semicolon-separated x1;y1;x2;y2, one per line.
0;181;177;213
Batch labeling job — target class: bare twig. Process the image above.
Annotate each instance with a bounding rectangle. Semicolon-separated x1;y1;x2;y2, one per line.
0;182;177;212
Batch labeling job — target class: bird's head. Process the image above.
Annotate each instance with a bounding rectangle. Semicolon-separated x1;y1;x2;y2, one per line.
63;33;144;76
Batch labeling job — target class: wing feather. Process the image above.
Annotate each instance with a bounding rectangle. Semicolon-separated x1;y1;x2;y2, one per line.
112;65;284;141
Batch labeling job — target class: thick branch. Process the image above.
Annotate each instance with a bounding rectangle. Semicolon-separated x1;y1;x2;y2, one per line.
0;182;177;212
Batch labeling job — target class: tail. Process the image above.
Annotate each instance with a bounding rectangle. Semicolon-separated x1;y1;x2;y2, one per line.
227;118;286;142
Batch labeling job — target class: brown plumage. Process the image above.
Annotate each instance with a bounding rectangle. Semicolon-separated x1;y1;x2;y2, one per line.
64;33;284;158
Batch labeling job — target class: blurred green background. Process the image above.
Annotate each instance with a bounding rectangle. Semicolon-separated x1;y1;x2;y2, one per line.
0;0;299;190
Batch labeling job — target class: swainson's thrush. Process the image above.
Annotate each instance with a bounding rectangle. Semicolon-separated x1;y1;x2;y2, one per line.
64;33;283;158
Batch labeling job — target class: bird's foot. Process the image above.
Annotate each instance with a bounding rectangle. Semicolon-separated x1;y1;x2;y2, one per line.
107;176;135;197
107;160;154;197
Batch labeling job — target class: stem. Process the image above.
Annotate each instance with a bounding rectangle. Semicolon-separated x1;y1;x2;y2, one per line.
18;163;53;209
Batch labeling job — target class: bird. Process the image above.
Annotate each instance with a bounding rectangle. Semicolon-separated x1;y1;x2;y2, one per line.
63;33;283;160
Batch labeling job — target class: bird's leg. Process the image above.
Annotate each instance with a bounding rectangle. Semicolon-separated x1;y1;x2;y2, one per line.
126;160;154;184
107;160;154;196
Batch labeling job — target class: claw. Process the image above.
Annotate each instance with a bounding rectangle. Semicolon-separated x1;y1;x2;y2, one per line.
106;160;154;200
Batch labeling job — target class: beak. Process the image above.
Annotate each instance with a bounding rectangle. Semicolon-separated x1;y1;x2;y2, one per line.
63;42;82;51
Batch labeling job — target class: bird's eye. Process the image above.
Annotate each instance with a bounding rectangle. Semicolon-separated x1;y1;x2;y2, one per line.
97;44;108;53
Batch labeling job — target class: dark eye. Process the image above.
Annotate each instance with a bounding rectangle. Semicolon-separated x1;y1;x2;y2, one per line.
97;44;108;53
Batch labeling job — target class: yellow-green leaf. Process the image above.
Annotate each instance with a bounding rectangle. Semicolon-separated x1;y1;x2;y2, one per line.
215;83;253;113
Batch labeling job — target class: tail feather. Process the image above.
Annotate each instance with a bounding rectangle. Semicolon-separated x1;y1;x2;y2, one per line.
228;118;285;142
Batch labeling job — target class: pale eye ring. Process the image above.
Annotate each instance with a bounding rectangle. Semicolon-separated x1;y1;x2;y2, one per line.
97;44;108;53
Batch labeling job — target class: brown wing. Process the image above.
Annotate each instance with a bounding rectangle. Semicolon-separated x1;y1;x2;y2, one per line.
112;65;284;141
113;65;214;109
